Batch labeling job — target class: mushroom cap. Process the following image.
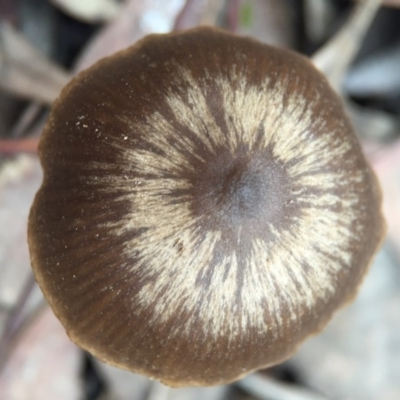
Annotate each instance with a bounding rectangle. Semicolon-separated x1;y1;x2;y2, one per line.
28;27;385;386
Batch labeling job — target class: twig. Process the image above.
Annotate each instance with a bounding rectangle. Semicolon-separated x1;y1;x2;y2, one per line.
312;0;381;93
0;137;39;154
10;102;43;138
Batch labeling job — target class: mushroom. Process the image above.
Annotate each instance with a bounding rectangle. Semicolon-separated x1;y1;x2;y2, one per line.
28;27;385;387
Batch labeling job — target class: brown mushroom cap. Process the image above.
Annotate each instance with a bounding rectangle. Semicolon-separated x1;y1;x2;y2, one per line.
28;27;385;386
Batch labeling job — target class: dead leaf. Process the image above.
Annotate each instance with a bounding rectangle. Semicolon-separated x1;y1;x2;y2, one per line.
0;23;71;104
370;139;400;257
0;307;82;400
49;0;122;23
74;0;185;73
312;0;381;93
0;155;42;309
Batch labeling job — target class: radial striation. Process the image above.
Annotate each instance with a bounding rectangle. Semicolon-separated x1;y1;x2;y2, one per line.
28;27;385;386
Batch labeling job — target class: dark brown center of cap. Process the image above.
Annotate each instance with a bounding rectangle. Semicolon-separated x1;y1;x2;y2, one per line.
185;141;294;249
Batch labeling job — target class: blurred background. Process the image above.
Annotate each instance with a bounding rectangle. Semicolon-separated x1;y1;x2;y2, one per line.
0;0;400;399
